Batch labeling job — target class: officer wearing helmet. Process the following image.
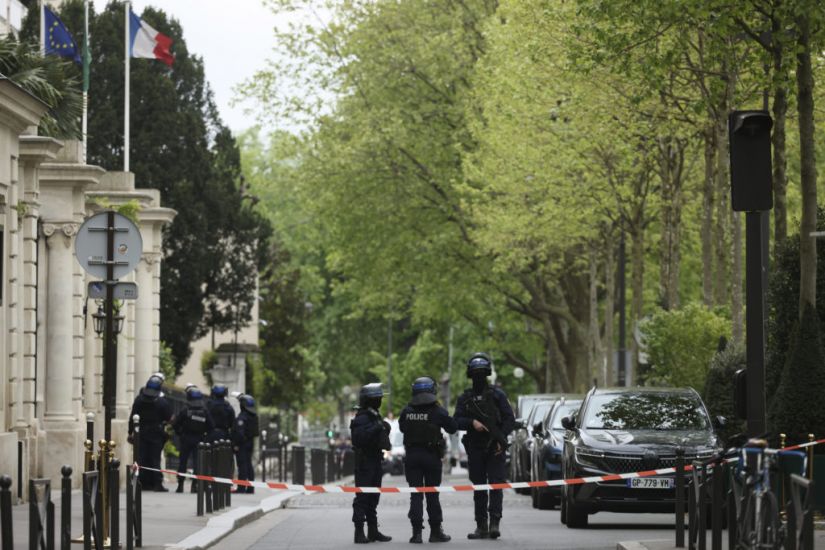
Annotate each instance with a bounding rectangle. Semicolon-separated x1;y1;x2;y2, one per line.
350;383;392;544
128;374;173;491
231;394;259;493
206;385;235;442
172;385;214;492
399;377;457;544
454;353;514;540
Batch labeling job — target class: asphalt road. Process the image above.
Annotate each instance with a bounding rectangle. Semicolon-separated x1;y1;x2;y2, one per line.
210;470;679;550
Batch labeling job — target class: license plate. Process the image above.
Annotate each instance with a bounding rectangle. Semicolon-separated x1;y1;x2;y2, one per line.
627;478;673;489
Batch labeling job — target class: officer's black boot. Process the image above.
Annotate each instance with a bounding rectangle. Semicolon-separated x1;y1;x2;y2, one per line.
467;520;489;540
409;526;423;544
176;478;184;493
489;516;501;540
428;523;451;543
367;523;392;542
354;523;369;544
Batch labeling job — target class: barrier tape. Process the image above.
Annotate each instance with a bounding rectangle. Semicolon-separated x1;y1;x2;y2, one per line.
134;438;824;494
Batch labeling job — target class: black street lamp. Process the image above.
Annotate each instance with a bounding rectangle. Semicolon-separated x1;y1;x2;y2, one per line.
92;304;124;336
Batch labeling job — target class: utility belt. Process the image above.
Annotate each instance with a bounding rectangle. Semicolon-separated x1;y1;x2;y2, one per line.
406;439;446;458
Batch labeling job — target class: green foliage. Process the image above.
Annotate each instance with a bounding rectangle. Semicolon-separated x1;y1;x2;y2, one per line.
0;35;82;138
158;341;177;382
640;303;730;390
769;304;825;443
703;345;746;443
200;350;217;387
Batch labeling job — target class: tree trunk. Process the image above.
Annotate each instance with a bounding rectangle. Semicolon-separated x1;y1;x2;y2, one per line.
701;129;716;306
589;249;605;387
714;112;730;308
657;137;685;310
796;13;817;312
604;241;615;385
630;224;644;386
771;28;789;246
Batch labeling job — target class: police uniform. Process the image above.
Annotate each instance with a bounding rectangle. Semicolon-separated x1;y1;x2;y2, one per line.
454;353;515;539
172;386;214;492
351;383;392;544
399;377;457;543
206;385;235;442
231;395;259;493
128;375;173;491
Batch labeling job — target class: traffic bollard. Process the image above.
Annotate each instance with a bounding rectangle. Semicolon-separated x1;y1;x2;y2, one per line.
204;444;213;514
1;476;13;550
17;442;22;503
292;446;305;486
110;460;120;550
675;448;685;548
310;449;324;485
327;450;336;482
807;434;814;479
710;460;723;550
225;441;232;508
196;443;205;517
60;467;72;550
261;431;267;483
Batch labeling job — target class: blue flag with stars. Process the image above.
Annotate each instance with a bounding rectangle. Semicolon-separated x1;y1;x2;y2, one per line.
44;6;81;65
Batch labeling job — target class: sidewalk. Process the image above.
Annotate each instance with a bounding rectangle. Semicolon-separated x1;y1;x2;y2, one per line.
617;527;825;550
8;480;302;550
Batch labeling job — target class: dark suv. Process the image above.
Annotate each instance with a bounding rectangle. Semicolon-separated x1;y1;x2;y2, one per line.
561;388;720;528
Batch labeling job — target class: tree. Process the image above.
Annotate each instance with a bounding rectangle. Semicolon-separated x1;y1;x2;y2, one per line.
703;344;746;444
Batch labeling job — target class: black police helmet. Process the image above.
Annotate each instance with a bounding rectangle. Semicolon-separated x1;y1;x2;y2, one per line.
211;385;228;398
143;375;163;397
466;352;492;378
358;383;384;409
186;385;204;402
239;394;257;414
410;377;437;406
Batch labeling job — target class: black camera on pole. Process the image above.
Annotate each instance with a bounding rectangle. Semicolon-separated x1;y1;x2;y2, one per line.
729;110;773;212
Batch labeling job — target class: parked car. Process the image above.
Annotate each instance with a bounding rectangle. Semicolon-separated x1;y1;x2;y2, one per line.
511;395;559;493
382;420;405;475
529;397;582;509
561;387;721;528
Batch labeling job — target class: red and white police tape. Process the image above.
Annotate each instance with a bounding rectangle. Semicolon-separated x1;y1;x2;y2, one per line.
134;437;824;494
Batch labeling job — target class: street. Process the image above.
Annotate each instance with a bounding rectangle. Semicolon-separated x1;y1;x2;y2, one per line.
210;472;677;550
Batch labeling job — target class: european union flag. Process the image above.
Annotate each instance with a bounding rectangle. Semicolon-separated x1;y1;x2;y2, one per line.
44;6;81;65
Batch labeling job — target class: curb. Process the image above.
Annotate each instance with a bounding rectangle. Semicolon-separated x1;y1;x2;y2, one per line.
617;542;652;550
166;475;354;550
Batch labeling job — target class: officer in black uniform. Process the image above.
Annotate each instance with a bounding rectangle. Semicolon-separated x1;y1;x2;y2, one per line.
172;385;214;492
454;353;515;540
206;385;235;442
399;377;457;544
351;383;393;544
231;394;259;493
128;374;174;491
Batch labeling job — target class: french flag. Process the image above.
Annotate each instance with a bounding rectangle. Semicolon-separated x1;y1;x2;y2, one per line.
129;10;173;67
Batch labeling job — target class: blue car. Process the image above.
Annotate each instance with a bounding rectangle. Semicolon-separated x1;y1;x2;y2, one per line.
529;398;582;509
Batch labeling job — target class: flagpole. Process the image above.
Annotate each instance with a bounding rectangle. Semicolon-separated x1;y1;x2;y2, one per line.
124;0;130;172
81;0;89;163
39;0;45;52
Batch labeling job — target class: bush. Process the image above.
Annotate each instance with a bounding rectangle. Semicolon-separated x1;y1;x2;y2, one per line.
768;304;825;444
640;303;731;391
703;344;746;444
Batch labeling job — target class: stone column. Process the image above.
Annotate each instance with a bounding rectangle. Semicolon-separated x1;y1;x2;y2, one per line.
42;222;78;420
134;253;157;388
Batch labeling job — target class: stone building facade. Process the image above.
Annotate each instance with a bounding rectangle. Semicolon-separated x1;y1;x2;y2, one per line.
0;77;176;488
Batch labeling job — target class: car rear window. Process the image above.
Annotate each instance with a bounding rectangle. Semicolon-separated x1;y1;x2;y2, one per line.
583;392;710;430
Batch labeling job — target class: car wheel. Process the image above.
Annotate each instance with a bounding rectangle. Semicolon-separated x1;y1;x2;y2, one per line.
560;488;567;524
536;488;555;510
565;486;589;528
531;487;538;508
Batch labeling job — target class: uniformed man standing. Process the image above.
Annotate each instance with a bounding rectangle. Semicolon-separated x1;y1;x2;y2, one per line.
206;385;235;442
231;394;259;493
128;374;173;492
351;383;393;544
172;385;214;492
399;377;457;544
454;353;515;540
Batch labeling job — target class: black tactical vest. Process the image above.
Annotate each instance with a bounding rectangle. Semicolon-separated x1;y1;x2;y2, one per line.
403;404;441;448
463;389;501;447
207;398;234;431
183;405;209;435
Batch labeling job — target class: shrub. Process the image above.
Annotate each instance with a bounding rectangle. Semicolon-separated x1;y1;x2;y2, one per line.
640;303;731;391
703;344;746;444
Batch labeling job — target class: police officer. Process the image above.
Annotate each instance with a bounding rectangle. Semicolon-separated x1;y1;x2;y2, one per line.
231;394;259;493
399;377;457;544
351;383;393;544
454;353;515;540
172;385;214;492
128;374;173;492
206;385;235;442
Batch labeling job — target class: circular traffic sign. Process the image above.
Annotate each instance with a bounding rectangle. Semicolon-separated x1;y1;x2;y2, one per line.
75;211;143;280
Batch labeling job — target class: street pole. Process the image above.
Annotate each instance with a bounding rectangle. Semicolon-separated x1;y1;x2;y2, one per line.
745;212;767;435
445;325;453;412
617;232;627;386
386;318;392;414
